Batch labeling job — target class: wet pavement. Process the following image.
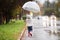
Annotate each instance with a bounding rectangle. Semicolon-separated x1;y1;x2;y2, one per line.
22;19;60;40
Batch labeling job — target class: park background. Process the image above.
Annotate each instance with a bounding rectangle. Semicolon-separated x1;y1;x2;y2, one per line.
0;0;60;40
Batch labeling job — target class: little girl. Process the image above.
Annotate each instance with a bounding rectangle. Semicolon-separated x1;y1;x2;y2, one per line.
26;16;33;37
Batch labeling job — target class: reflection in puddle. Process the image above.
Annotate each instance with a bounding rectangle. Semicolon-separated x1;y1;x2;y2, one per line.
47;31;60;40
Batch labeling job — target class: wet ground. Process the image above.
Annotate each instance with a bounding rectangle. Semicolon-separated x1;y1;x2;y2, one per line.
22;19;60;40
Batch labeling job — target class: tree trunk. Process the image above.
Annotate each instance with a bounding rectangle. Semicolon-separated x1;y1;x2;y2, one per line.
6;16;10;24
5;11;11;24
0;13;3;24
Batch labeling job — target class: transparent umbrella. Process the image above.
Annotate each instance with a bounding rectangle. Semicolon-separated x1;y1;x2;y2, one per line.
22;1;40;13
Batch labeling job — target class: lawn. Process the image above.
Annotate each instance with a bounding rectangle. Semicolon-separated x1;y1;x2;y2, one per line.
0;20;25;40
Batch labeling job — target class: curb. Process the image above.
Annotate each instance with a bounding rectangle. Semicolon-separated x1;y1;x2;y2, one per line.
18;26;26;40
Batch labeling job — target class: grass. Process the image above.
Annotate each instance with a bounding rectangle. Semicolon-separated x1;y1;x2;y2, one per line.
0;20;25;40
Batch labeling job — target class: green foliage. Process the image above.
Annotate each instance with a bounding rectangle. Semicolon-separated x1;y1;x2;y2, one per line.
22;15;26;20
55;2;60;17
55;12;60;17
11;5;22;17
0;20;25;40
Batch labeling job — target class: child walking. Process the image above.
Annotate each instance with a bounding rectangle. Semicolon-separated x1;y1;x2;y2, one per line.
26;16;33;37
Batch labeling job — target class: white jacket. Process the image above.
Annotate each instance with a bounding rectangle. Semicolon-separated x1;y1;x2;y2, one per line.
26;18;33;26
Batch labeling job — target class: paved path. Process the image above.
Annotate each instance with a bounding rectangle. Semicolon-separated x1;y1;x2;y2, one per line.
22;18;60;40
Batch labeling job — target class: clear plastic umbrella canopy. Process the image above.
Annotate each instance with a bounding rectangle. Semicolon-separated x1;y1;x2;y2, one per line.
22;1;40;13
